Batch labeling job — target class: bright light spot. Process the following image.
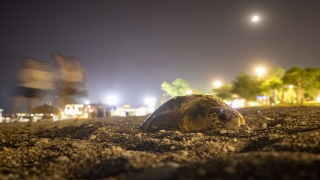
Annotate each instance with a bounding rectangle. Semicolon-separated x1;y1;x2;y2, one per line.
255;67;265;78
289;85;294;89
107;95;118;105
136;107;148;116
249;102;259;107
213;81;222;88
186;90;193;95
145;97;155;104
316;97;320;102
64;104;84;115
85;100;90;105
252;15;259;22
145;97;156;113
231;99;245;108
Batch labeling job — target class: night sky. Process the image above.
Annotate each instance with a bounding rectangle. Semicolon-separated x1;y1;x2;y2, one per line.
1;0;320;113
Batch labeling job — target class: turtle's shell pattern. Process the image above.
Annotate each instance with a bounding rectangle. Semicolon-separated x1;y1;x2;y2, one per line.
139;94;245;132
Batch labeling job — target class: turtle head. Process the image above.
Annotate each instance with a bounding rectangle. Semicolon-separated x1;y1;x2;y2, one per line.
218;109;245;129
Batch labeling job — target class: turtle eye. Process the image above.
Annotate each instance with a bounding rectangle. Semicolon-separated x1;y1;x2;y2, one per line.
218;113;228;122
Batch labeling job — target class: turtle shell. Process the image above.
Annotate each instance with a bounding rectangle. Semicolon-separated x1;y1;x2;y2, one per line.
139;94;245;132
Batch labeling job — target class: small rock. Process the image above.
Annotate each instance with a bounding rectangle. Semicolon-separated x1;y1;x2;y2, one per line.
159;129;166;133
88;135;96;140
134;133;142;138
222;148;228;152
243;130;251;133
180;150;188;156
170;146;175;150
54;156;69;162
111;146;122;151
260;123;267;129
227;145;235;152
71;141;86;149
162;138;170;142
263;116;272;120
219;129;227;134
275;124;281;127
29;138;37;142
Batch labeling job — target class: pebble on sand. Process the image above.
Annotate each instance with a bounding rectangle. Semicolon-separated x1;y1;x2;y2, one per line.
227;145;235;152
88;134;96;140
54;156;70;162
261;123;267;129
71;141;86;149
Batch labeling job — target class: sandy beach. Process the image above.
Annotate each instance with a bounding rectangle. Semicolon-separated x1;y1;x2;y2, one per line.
0;106;320;179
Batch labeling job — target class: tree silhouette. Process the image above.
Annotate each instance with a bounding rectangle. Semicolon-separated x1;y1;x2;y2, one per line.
161;78;201;98
213;84;233;100
232;72;263;102
281;66;320;103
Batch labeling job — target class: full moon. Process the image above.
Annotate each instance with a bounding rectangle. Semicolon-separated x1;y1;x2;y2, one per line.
252;15;259;22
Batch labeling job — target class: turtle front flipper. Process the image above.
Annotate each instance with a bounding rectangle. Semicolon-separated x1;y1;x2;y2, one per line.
139;113;181;132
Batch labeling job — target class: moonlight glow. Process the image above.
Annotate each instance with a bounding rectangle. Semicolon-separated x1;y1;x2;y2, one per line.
252;15;259;22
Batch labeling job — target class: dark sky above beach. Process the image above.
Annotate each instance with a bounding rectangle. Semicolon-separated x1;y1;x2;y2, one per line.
0;0;320;113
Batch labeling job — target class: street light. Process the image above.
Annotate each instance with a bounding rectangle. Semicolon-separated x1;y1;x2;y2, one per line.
213;81;222;88
106;95;118;105
145;97;156;113
255;67;265;78
186;90;193;95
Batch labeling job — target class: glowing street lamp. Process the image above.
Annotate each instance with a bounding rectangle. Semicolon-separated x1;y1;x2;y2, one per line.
213;81;222;88
186;90;193;95
145;97;156;113
106;95;118;105
255;67;265;78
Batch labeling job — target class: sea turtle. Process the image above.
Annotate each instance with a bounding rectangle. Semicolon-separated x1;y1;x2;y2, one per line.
139;94;245;132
